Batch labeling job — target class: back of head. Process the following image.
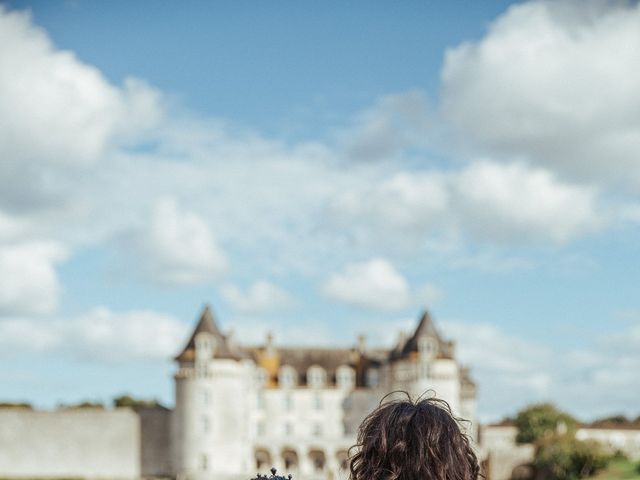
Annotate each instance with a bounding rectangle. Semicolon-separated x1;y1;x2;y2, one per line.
349;393;479;480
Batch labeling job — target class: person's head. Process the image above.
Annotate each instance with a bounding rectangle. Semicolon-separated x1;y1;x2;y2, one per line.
349;393;480;480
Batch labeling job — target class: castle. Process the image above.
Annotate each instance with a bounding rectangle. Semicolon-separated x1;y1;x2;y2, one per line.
0;305;478;480
171;305;477;480
2;305;638;480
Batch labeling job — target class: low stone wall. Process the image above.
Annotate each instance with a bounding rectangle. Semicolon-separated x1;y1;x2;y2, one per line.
577;427;640;460
0;408;140;479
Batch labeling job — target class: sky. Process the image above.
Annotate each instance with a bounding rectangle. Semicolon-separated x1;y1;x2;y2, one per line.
1;0;639;422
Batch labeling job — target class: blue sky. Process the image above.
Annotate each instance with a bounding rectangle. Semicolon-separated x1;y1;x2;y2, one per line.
1;0;639;422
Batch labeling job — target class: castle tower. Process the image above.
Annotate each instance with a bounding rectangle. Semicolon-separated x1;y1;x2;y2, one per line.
386;311;466;418
172;305;254;480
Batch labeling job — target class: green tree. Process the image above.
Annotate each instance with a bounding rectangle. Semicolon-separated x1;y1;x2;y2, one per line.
534;435;610;480
515;403;578;444
0;402;32;409
591;414;629;426
113;394;159;410
59;401;104;409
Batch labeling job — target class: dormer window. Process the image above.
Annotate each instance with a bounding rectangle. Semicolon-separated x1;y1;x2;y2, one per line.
279;365;297;388
418;336;437;358
195;332;216;360
307;366;326;388
336;365;355;389
256;367;269;387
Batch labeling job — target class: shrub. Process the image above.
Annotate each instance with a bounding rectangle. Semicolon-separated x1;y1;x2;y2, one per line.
515;403;578;444
533;435;610;480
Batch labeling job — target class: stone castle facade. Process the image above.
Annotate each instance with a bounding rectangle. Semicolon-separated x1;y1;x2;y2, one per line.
172;305;477;480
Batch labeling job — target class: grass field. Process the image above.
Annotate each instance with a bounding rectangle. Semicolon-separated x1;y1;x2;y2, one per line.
594;459;640;480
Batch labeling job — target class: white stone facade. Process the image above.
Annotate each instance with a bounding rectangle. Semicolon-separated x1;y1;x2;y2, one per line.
172;306;478;480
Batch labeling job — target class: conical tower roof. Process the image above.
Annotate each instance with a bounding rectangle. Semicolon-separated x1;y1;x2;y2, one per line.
389;310;448;360
175;305;246;362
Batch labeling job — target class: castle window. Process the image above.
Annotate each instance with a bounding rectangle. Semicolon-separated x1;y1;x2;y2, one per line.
418;336;437;358
257;392;265;409
285;422;293;436
307;366;326;388
199;454;208;471
313;393;323;410
201;389;210;406
202;416;210;434
309;450;326;472
257;421;266;436
256;367;269;387
313;423;322;437
284;393;293;411
279;365;297;388
336;365;355;389
366;368;379;388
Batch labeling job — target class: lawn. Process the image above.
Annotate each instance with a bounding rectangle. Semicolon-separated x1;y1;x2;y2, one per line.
594;459;640;480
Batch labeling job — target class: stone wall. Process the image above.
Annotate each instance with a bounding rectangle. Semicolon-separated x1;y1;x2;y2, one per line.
139;406;173;477
576;427;640;460
0;408;140;479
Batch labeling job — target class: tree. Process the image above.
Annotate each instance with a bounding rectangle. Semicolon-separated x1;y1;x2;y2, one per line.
591;414;629;426
59;401;104;409
113;394;159;410
533;435;610;480
515;403;578;444
0;402;32;409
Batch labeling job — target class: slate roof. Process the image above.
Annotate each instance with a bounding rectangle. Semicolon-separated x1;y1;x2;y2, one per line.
389;310;454;361
175;305;248;362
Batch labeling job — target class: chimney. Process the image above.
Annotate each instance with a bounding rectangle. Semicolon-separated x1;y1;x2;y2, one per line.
357;334;366;354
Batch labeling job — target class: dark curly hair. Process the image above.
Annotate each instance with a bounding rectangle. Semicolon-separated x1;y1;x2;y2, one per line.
349;392;480;480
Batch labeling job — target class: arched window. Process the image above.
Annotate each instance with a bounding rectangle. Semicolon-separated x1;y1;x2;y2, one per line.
309;450;326;472
279;365;298;388
255;449;271;471
336;365;355;389
282;449;299;471
336;450;349;471
307;365;326;388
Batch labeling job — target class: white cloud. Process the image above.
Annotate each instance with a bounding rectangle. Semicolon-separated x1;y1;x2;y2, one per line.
323;258;411;311
0;241;68;315
453;161;602;243
221;281;294;314
136;198;228;286
0;307;189;363
327;160;602;247
440;0;640;185
0;7;161;167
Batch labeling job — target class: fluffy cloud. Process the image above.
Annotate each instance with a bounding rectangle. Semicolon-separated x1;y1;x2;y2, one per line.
328;160;602;246
0;7;161;167
440;0;640;184
135;198;228;286
323;258;411;311
221;281;294;314
0;307;189;363
0;241;68;315
453;161;602;243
